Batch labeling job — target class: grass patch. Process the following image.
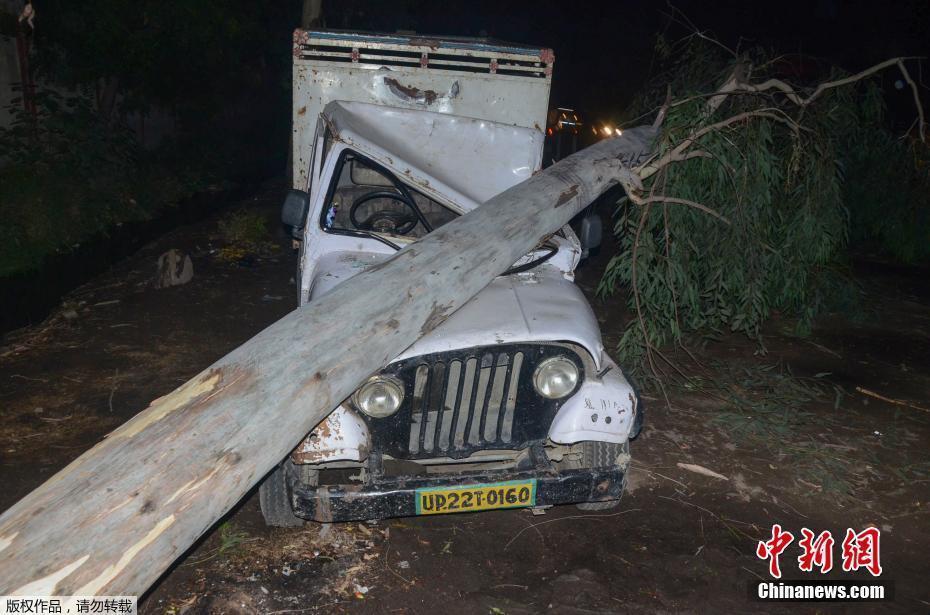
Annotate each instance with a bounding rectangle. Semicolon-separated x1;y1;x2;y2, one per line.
184;522;257;566
0;160;210;277
678;362;876;500
215;209;277;262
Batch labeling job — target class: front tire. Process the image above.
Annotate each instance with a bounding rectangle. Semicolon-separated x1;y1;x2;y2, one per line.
560;440;629;511
259;461;317;527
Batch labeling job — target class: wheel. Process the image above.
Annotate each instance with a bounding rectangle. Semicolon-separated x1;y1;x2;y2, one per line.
558;440;630;511
259;461;318;527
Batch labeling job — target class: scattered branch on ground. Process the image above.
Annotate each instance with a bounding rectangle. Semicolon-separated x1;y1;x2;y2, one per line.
504;509;642;550
855;387;930;415
676;463;729;481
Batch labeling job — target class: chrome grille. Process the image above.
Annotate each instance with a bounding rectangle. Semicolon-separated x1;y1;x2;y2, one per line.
408;350;524;454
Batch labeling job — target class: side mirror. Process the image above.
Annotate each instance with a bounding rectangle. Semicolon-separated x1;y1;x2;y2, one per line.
281;189;311;230
578;213;602;257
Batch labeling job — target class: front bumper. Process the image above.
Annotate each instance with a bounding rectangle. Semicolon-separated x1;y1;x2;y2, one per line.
290;450;625;523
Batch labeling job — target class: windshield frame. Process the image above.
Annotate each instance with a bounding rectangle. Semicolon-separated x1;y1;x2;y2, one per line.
319;147;459;249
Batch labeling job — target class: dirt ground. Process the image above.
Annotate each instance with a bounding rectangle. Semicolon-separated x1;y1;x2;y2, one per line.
2;186;928;614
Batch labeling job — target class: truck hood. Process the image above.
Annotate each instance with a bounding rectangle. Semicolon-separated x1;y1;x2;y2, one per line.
310;250;605;366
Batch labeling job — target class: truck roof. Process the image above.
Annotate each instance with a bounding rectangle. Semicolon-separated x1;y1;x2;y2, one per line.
305;29;551;59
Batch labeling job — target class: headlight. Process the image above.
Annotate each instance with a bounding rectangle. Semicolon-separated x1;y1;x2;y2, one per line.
533;356;579;399
353;376;404;418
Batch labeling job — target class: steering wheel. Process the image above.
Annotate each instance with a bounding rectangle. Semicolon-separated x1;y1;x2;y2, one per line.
503;240;559;275
349;191;423;236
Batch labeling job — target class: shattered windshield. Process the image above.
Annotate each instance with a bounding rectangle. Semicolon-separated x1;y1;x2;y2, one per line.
322;151;458;240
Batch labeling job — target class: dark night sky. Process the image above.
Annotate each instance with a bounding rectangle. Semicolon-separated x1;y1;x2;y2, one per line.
325;0;929;125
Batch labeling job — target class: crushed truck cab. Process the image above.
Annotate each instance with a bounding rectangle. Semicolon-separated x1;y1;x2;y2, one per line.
263;30;642;525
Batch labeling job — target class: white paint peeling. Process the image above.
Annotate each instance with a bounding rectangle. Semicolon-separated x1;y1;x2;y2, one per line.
75;515;175;596
12;555;89;595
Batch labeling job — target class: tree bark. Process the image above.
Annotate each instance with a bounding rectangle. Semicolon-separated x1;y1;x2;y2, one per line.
0;127;655;597
302;0;323;29
14;21;37;126
95;76;120;122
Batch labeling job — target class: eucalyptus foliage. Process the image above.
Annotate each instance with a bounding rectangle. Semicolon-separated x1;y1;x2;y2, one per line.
842;111;930;263
599;41;926;368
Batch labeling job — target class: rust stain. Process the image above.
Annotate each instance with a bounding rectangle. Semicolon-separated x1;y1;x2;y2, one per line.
314;413;338;441
384;77;439;105
554;185;579;208
292;450;323;464
297;106;307;116
290;413;358;466
408;37;441;49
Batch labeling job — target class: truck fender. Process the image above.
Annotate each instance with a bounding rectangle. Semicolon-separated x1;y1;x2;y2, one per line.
291;404;371;464
547;353;639;445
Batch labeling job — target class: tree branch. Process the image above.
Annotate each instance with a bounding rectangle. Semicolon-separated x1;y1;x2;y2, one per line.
638;109;799;181
749;57;921;106
630;194;731;224
732;57;926;142
897;60;927;142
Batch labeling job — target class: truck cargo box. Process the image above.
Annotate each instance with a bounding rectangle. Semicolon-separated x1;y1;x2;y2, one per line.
291;29;554;190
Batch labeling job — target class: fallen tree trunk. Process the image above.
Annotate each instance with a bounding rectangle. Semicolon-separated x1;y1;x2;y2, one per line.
0;127;655;596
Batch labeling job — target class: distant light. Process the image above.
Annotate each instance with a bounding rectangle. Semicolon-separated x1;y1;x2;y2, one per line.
602;126;612;136
615;128;622;136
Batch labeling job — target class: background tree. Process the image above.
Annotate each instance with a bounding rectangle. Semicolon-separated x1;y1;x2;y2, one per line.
0;0;300;277
598;35;927;383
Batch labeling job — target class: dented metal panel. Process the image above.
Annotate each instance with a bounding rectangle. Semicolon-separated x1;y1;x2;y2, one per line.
322;101;544;211
548;353;639;445
305;248;604;366
291;404;370;464
292;29;552;190
290;450;625;523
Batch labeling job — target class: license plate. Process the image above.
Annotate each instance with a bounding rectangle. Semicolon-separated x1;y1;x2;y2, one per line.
415;479;537;515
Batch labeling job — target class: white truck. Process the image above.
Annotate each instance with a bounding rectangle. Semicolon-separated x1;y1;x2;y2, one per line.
264;29;642;525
